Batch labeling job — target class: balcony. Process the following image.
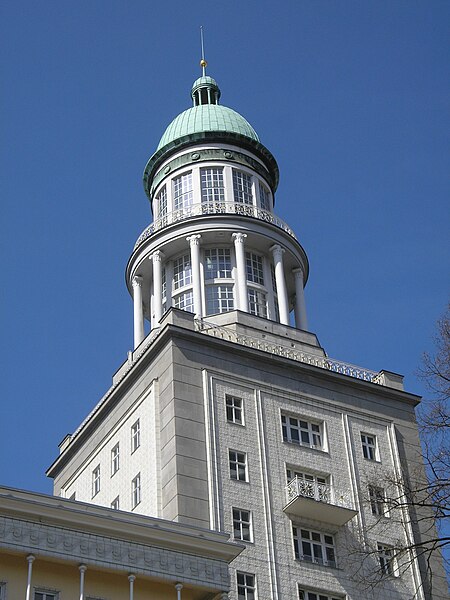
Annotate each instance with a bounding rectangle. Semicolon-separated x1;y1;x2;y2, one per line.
134;201;297;250
283;477;357;527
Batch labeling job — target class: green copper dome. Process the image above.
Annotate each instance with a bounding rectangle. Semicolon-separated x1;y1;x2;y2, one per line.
156;74;259;150
157;104;259;150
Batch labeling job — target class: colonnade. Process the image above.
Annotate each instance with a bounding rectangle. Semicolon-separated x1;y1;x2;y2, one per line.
132;234;308;349
23;554;228;599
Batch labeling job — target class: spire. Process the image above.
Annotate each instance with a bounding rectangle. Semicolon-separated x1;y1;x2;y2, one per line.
200;25;207;76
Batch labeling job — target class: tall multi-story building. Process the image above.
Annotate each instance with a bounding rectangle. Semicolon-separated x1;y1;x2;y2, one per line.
47;66;446;600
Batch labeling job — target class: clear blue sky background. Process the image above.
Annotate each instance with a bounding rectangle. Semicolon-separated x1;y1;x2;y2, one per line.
1;1;448;497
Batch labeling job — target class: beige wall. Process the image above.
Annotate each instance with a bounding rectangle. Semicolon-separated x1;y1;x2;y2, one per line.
0;552;199;600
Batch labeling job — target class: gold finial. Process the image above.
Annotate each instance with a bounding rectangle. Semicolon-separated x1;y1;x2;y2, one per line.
200;26;207;76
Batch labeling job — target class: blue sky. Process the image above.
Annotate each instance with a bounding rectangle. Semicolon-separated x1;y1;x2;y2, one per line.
1;1;448;496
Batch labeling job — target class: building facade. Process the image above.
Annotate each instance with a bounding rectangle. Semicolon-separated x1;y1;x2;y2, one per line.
47;71;447;600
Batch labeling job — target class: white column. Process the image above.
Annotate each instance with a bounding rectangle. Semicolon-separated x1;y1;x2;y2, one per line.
186;235;202;318
79;564;87;600
132;276;145;349
25;554;35;600
232;233;248;312
175;583;183;600
293;267;308;331
270;244;289;325
128;574;136;600
151;250;164;324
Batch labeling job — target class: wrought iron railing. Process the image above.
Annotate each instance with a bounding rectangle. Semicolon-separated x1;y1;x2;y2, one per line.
287;477;331;504
134;201;297;249
194;318;382;385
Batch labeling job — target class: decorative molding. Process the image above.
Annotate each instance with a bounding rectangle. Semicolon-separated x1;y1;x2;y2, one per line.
131;276;143;289
0;515;230;590
231;232;247;245
150;148;274;196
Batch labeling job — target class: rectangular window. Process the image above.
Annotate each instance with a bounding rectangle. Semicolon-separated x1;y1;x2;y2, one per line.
111;443;120;476
298;587;342;600
293;526;336;568
245;252;264;285
173;171;193;210
35;591;58;600
132;473;141;509
173;290;194;313
111;496;120;510
201;167;225;202
226;395;243;425
206;284;234;315
131;419;140;453
156;186;167;218
282;414;322;449
92;465;100;497
369;485;386;517
161;267;167;310
237;572;256;600
204;248;232;279
248;288;267;318
233;508;252;541
378;543;395;575
259;182;270;211
229;449;248;482
233;170;253;204
173;254;192;289
361;433;377;460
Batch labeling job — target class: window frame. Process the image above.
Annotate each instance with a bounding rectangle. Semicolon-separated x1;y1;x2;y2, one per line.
258;181;271;211
111;496;120;510
229;449;248;482
205;284;234;315
132;473;141;509
131;419;140;453
34;591;59;600
369;485;388;517
173;170;193;211
236;571;256;600
298;587;342;600
377;542;397;576
292;526;336;568
233;169;253;205
156;185;167;219
226;394;244;425
200;167;225;203
204;248;232;280
92;464;100;498
232;507;253;542
111;442;120;476
281;414;323;450
173;254;192;290
361;433;377;461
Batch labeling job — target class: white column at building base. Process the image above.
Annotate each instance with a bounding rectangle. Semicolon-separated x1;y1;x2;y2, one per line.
187;235;202;318
128;574;136;600
270;244;290;325
132;276;145;349
293;267;308;330
25;554;35;600
79;564;87;600
151;251;164;325
175;583;183;600
232;233;248;312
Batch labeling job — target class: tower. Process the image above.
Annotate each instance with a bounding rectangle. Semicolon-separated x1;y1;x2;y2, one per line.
47;65;447;600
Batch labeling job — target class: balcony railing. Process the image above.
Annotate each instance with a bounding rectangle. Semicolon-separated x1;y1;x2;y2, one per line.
194;318;382;385
134;201;297;249
284;477;357;526
287;477;331;504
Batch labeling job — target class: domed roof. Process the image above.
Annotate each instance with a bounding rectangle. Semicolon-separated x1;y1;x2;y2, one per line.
157;103;260;150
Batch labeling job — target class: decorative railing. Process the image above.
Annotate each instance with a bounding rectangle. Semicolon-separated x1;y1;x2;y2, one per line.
287;477;331;504
134;201;297;249
194;318;382;385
